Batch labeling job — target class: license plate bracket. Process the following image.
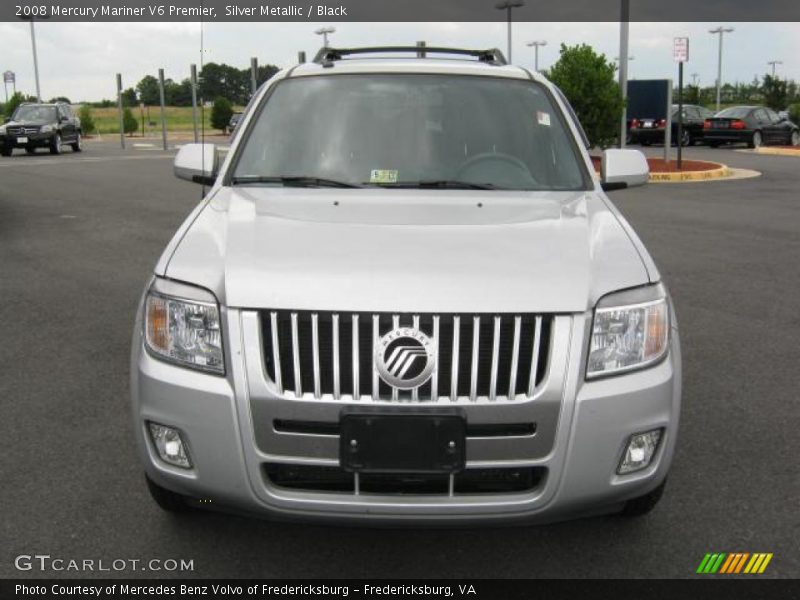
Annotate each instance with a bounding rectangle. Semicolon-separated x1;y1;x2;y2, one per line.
17;137;28;144
340;410;466;474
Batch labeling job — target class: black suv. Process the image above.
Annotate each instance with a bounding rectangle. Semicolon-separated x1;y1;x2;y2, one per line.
0;102;82;156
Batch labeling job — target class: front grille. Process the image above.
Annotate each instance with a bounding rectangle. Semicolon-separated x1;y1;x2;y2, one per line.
264;463;546;495
261;311;552;403
6;126;39;135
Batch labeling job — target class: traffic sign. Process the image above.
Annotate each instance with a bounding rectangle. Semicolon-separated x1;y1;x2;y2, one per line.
3;70;14;83
674;38;690;63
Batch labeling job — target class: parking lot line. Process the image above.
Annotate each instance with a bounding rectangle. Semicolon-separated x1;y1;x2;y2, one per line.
0;153;175;168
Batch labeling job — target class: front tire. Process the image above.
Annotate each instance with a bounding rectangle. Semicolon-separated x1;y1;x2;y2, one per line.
680;130;692;147
145;475;192;513
620;479;667;517
50;133;63;155
71;132;82;152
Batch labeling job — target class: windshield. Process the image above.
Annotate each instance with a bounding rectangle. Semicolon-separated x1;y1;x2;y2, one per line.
232;74;588;191
716;107;751;119
12;105;58;122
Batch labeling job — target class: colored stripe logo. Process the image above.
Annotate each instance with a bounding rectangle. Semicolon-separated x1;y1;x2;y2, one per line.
696;553;773;574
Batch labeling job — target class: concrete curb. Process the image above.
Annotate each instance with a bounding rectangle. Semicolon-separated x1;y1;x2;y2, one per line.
648;163;730;183
754;147;800;157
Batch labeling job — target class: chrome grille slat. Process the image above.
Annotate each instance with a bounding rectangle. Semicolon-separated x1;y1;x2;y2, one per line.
527;316;543;398
262;311;551;404
290;312;302;397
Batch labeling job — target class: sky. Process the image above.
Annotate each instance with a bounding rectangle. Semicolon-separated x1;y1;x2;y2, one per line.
0;21;798;102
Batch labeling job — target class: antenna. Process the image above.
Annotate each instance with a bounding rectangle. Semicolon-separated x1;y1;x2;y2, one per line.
200;0;206;198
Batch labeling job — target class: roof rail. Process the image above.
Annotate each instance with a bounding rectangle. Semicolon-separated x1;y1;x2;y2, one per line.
312;46;507;66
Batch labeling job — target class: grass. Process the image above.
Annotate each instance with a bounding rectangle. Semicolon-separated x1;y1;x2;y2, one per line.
85;105;242;135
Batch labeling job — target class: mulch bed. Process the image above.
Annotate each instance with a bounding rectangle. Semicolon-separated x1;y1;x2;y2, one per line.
590;156;723;173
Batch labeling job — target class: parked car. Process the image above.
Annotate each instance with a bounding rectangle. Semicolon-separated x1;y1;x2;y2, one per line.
0;102;82;156
227;111;243;135
131;46;680;525
704;106;800;148
630;104;713;147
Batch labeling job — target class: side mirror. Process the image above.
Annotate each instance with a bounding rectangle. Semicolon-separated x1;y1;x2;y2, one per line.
174;143;219;185
601;149;649;191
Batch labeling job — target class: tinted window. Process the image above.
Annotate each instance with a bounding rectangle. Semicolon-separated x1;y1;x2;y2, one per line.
234;74;588;191
716;107;751;119
765;109;780;123
754;109;769;123
12;105;57;122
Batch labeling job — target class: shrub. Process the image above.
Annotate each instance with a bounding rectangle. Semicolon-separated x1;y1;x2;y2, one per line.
122;107;138;135
545;44;624;148
78;105;96;134
788;103;800;125
211;96;233;132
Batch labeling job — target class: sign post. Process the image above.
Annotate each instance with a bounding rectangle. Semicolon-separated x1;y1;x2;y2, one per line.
674;37;690;169
2;71;14;103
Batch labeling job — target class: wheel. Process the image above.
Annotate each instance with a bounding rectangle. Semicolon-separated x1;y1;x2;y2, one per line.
791;130;800;147
145;475;192;513
620;479;667;517
1;147;12;157
25;147;37;155
71;132;82;152
680;130;691;147
50;133;63;155
748;130;762;149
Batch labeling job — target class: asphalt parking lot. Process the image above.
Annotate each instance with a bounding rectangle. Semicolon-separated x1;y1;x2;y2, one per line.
1;140;798;579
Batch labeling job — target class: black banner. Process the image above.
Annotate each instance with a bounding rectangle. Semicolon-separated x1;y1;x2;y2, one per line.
4;0;800;22
0;579;794;600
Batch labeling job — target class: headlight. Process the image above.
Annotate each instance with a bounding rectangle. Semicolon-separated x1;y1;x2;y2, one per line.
0;125;6;135
40;125;53;133
587;286;669;378
144;284;224;374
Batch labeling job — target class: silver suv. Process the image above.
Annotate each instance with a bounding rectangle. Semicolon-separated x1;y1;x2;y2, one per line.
131;47;681;524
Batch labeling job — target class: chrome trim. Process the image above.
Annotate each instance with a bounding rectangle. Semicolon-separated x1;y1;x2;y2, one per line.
332;313;340;400
412;314;420;401
371;315;379;401
270;311;283;394
508;316;521;399
489;315;501;401
431;316;440;403
352;314;360;400
470;316;480;401
291;312;302;397
311;313;321;399
527;316;542;397
451;316;460;401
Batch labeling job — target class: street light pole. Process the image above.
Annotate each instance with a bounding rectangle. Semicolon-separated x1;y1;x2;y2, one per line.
709;26;734;112
315;27;335;48
691;73;699;86
495;1;524;64
29;20;42;102
767;60;782;77
526;40;547;72
618;0;630;149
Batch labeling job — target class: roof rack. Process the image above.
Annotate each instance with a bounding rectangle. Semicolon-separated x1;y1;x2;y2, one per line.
312;46;508;66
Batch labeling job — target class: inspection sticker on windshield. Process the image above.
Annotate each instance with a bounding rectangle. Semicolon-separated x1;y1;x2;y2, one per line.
370;169;398;184
537;111;551;126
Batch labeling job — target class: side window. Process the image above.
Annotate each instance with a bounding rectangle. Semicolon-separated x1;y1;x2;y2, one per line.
552;85;590;149
685;107;699;120
754;109;768;123
765;109;780;123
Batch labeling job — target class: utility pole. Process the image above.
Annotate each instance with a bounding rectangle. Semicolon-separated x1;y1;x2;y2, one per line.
190;63;199;143
618;0;630;149
250;57;258;96
495;1;524;63
709;26;734;112
158;68;167;151
116;73;125;149
767;60;782;77
315;27;335;48
691;73;699;86
29;21;42;102
526;40;547;72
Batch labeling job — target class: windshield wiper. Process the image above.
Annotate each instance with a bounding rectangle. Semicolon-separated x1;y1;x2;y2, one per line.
375;180;500;190
231;176;362;188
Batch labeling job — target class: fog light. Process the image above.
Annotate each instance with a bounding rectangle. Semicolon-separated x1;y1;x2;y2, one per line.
148;423;191;469
618;429;662;474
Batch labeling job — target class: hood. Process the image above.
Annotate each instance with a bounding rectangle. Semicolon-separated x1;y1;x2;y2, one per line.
3;119;51;127
164;188;651;313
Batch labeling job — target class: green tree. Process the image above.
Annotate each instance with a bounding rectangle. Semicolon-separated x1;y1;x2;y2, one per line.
211;96;233;131
762;75;788;111
122;106;138;135
683;84;700;106
4;92;27;118
545;44;623;148
136;75;160;105
121;87;138;107
78;104;95;134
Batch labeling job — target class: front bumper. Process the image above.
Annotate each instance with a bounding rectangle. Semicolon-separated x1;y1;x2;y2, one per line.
0;132;54;149
131;303;681;525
